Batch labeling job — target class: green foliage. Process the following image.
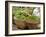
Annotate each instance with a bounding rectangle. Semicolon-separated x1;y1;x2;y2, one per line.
12;6;40;21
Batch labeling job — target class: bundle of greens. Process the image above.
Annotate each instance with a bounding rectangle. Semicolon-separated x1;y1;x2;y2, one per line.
12;6;40;22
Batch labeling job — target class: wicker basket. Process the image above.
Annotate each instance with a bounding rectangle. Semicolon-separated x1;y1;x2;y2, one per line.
13;16;40;29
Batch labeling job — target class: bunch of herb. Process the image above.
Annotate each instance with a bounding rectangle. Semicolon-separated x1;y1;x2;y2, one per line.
12;7;40;22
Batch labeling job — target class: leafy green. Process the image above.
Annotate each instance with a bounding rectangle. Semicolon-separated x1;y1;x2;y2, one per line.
12;6;40;21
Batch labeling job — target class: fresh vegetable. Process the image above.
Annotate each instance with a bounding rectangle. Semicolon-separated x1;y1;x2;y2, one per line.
12;6;40;21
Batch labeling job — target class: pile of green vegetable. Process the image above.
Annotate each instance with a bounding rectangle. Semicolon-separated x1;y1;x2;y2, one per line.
12;6;40;21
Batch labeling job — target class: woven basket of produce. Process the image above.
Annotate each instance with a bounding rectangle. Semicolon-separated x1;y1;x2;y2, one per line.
12;7;40;30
